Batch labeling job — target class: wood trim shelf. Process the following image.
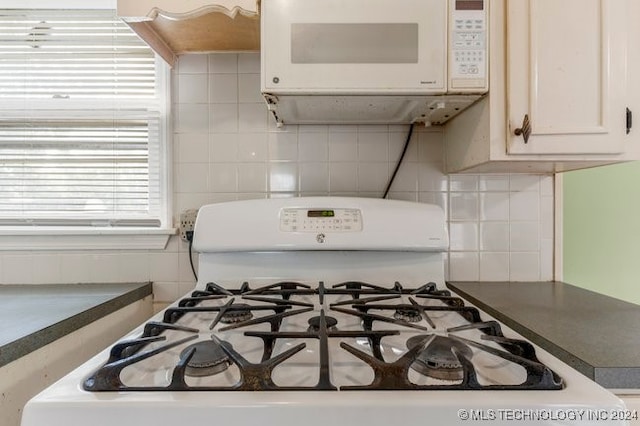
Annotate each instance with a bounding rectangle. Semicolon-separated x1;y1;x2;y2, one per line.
118;2;260;66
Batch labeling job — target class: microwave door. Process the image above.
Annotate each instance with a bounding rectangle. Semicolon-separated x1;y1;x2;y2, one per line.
261;0;447;94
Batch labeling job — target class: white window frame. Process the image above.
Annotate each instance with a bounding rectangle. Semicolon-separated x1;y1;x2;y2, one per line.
0;8;174;250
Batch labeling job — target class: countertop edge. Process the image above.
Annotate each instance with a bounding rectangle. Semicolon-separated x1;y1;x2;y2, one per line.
0;282;152;368
446;282;597;380
446;281;640;389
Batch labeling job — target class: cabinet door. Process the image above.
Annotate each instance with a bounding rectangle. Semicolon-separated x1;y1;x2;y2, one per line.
507;0;628;155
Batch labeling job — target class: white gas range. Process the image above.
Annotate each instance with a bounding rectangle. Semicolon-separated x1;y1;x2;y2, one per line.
22;197;628;425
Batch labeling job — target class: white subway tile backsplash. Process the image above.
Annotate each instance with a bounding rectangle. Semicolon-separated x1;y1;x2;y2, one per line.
268;132;298;161
329;163;358;192
210;133;239;162
357;162;389;193
32;254;61;284
389;132;418;163
238;53;261;73
480;192;509;221
449;192;479;221
479;175;510;192
541;196;554;240
209;163;238;192
1;52;554;302
299;132;329;161
450;175;478;192
240;193;270;200
149;253;180;283
358;132;389;162
176;163;209;193
389;161;418;192
449;222;478;251
176;193;218;214
509;252;540;281
209;53;238;74
177;54;208;74
300;162;330;192
417;130;444;163
418;192;448;219
480;222;510;251
510;222;540;251
418;163;448;192
328;132;358;161
388;192;418;202
237;133;268;162
210;104;238;133
299;125;328;133
540;175;554;196
540;238;554;281
357;124;389;133
117;253;149;282
152;281;183;303
238;73;262;103
89;254;120;283
178;74;208;104
3;255;34;284
177;133;209;163
164;236;181;254
237;163;268;192
449;252;480;281
60;254;92;284
175;104;209;134
209;74;238;103
178;251;197;283
510;191;539;221
480;252;510;281
269;163;298;192
510;175;541;192
238;103;268;132
328;124;355;133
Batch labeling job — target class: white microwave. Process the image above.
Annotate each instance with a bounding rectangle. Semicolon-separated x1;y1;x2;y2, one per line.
261;0;488;125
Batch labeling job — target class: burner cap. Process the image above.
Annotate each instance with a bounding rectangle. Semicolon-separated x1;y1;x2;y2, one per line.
406;335;473;381
180;341;231;377
307;315;338;332
394;307;423;323
220;303;253;324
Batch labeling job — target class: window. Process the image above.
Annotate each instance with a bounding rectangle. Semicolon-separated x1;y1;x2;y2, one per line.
0;9;170;240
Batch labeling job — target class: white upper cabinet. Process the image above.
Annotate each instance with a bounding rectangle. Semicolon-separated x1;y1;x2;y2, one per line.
507;0;628;155
445;0;637;173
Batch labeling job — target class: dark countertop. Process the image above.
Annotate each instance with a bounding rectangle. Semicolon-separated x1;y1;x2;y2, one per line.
447;281;640;389
0;282;152;368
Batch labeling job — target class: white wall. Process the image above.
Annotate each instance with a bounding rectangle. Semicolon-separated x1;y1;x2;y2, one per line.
0;53;554;309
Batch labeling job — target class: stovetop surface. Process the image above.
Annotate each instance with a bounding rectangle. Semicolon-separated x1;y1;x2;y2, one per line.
83;281;563;392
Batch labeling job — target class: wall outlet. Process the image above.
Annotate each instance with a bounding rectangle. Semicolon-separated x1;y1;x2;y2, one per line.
179;209;198;241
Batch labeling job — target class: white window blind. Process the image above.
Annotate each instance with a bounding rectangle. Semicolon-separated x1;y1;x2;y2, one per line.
0;9;165;228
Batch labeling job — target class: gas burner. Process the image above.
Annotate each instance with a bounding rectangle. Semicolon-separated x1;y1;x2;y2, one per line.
406;335;474;381
393;307;422;323
220;304;253;323
307;315;338;332
180;340;231;377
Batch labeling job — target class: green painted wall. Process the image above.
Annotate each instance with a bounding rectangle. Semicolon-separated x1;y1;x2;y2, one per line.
563;161;640;305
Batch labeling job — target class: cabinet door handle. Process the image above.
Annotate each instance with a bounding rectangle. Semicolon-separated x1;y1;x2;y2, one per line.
514;114;531;144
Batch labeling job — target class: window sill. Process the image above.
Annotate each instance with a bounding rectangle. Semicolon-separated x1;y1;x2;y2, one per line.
0;227;176;251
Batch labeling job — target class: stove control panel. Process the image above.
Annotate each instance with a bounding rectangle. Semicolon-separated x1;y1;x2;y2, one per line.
280;208;363;233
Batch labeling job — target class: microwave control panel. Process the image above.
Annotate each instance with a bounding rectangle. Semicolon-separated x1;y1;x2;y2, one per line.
280;208;363;233
449;0;488;91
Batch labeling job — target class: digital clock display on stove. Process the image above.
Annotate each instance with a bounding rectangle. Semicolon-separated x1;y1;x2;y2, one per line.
307;210;335;218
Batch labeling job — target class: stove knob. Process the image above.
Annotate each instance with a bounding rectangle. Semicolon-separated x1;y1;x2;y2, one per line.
316;233;325;243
